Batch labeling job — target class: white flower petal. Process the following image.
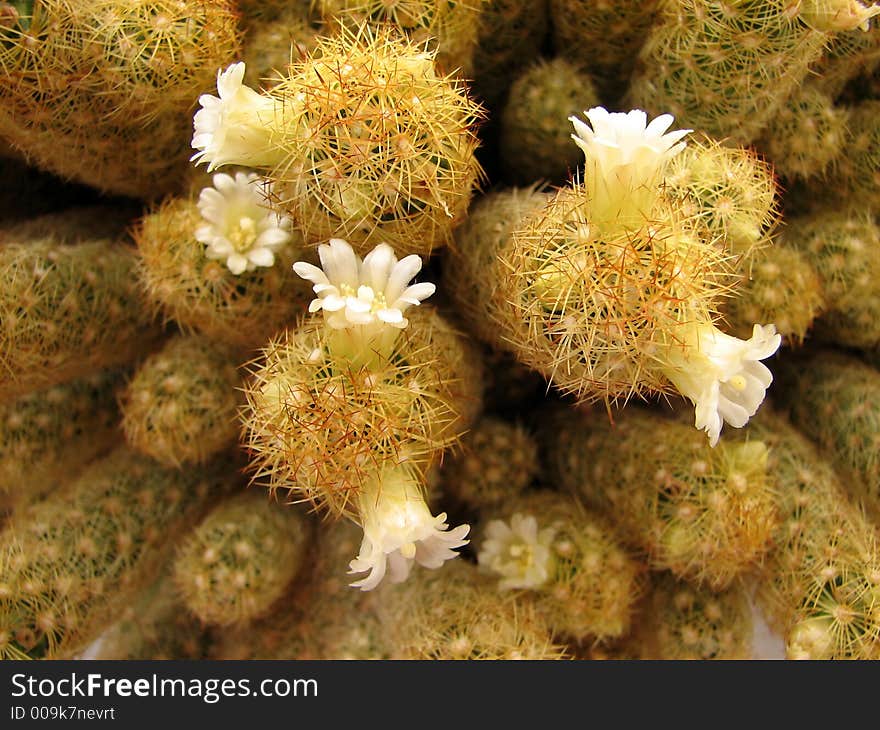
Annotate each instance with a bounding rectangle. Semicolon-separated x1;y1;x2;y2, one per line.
226;253;249;275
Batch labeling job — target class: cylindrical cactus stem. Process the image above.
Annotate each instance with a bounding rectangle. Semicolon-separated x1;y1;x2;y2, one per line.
134;185;313;350
191;27;484;257
469;0;549;110
757;86;849;181
632;572;754;660
722;243;824;346
242;4;322;91
0;228;164;403
0;0;240;199
781;209;880;349
215;519;393;659
476;489;645;642
82;570;208;660
498;58;600;186
379;558;570;659
773;350;880;515
827;100;880;210
0;447;241;659
241;305;483;519
736;408;880;660
289;519;393;659
172;492;311;627
664;135;780;261
549;0;661;102
120;334;242;467
438;416;538;511
314;0;487;79
625;1;874;145
445;186;551;353
810;24;880;98
0;369;125;504
541;405;778;590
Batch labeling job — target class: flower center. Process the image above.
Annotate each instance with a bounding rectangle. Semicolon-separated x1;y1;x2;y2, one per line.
229;216;258;252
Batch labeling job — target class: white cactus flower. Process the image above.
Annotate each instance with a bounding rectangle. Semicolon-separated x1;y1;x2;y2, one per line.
348;465;470;591
293;239;435;366
191;62;285;172
660;322;781;447
194;171;293;275
478;513;556;591
570;107;691;227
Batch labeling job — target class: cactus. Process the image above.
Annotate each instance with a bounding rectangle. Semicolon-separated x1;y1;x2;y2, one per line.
82;570;208;659
495;182;731;404
477;489;645;642
379;558;570;659
0;0;240;198
120;334;242;467
738;408;880;660
213;519;392;659
633;572;754;660
828;100;880;210
172;492;311;626
191;26;484;256
0;447;239;659
782;209;880;349
469;0;548;109
722;243;824;345
499;58;600;186
550;0;660;102
242;4;322;91
773;350;880;514
811;24;880;98
134;193;313;350
626;0;878;144
314;0;488;79
0;228;164;403
0;369;125;504
758;86;849;181
445;185;551;353
241;306;484;519
438;416;538;510
541;405;778;590
664;135;779;260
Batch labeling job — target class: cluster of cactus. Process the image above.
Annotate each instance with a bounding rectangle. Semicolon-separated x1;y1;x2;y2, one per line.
737;408;880;659
5;0;880;663
0;448;239;659
541;405;778;590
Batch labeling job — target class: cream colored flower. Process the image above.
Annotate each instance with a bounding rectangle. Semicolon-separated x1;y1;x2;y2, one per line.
478;513;556;591
660;322;781;447
191;62;285;171
195;171;293;275
800;0;880;32
293;239;435;366
348;465;469;591
570;107;691;226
